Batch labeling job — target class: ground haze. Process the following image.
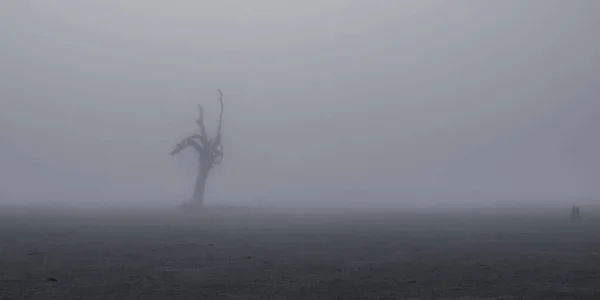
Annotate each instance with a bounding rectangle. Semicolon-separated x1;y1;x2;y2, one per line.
1;205;599;299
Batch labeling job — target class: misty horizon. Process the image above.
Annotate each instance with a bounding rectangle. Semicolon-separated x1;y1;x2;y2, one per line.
1;1;599;208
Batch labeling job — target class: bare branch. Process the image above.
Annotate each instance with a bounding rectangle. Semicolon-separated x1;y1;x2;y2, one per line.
196;104;207;142
170;136;203;156
216;89;224;136
214;89;224;160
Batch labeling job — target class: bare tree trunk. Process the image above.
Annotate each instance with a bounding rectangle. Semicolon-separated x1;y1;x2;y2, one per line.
185;157;212;208
191;164;209;206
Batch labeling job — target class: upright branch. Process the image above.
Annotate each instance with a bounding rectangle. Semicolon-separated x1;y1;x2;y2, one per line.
213;89;225;164
216;89;224;136
195;105;209;147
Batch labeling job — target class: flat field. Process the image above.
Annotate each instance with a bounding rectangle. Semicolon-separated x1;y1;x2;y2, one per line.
1;205;599;299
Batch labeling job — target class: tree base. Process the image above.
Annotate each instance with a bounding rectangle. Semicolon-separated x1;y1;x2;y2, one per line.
570;205;582;221
178;200;205;211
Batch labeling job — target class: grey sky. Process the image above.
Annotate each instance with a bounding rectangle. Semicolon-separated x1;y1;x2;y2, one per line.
1;1;599;206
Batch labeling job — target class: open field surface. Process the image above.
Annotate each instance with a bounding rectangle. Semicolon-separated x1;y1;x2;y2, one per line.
1;205;599;299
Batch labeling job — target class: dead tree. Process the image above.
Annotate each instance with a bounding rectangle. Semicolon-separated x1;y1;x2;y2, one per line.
170;90;224;208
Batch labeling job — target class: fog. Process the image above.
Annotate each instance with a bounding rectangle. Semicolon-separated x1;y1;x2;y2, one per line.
1;0;599;209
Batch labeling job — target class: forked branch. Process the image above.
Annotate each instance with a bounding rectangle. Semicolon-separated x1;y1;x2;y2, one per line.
196;104;209;146
170;136;203;156
170;89;225;163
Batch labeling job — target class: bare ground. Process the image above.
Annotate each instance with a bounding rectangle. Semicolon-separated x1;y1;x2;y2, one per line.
0;206;599;299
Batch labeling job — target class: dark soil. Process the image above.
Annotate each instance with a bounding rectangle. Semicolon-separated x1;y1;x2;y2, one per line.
1;207;599;299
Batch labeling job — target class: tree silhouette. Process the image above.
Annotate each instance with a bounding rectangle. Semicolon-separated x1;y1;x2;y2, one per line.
170;90;224;208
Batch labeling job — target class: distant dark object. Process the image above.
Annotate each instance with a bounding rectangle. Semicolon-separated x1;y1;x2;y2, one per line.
45;277;57;282
170;90;225;209
570;205;582;221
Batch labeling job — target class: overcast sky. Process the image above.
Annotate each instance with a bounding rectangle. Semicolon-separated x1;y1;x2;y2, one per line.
1;0;599;206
